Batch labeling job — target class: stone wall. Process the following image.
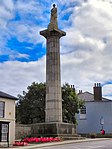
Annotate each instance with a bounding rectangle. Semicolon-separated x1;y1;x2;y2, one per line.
15;124;31;140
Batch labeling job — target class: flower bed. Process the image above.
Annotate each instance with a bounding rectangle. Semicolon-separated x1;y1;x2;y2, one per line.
13;137;61;146
13;141;28;146
22;137;61;143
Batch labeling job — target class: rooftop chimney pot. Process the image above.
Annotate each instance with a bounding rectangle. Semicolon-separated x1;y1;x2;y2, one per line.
93;83;102;101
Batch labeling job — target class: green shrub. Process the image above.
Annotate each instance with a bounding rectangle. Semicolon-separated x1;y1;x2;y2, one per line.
89;133;97;138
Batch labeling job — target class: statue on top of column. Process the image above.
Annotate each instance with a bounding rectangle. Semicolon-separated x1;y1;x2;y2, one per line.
48;4;58;30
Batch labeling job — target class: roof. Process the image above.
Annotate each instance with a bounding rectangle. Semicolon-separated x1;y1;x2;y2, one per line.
0;91;18;100
78;91;111;102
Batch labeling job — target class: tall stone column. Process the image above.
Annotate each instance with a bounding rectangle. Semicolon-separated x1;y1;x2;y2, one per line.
31;4;77;138
40;4;66;123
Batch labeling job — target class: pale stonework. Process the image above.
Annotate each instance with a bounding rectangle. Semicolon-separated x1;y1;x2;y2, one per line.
40;5;66;123
0;97;16;145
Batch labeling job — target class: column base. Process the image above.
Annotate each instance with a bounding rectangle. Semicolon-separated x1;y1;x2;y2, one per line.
31;122;77;139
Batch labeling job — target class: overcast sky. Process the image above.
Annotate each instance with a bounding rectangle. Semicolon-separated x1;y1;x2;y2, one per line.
0;0;112;99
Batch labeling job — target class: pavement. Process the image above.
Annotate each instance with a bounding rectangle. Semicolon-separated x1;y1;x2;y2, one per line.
2;138;111;149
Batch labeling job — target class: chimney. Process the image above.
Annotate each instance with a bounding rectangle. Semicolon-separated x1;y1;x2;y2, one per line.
71;85;75;92
79;90;82;94
93;83;102;101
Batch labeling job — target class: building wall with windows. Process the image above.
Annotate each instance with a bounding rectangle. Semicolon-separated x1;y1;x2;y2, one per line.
77;84;112;134
77;101;112;134
0;92;17;145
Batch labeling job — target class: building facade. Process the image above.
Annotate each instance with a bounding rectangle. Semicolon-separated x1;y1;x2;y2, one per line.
0;91;17;146
77;83;112;134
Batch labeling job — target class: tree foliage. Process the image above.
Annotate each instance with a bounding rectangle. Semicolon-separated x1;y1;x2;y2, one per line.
16;82;45;124
16;82;83;124
62;83;84;124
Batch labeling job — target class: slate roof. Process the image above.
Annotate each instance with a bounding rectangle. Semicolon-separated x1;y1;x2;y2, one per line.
0;91;18;100
78;91;111;102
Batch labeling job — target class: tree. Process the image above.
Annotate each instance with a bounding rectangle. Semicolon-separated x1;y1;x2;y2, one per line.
62;83;84;124
16;82;45;124
16;82;84;124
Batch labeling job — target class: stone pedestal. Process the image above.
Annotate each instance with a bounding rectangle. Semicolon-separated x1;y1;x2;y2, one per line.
31;122;76;138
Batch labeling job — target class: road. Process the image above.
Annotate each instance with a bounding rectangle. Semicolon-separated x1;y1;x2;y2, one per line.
36;139;112;149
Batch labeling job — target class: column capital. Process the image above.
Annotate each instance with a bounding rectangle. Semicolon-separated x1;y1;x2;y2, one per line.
40;28;66;38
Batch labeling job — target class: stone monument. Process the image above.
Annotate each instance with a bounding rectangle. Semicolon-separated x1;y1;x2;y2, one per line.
31;4;76;138
40;4;65;123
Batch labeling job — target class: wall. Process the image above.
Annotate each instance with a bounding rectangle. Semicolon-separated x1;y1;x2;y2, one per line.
0;97;16;144
15;124;31;140
77;101;112;134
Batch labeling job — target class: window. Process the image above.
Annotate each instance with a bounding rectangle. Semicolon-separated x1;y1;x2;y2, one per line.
79;105;86;119
0;102;5;118
0;122;9;145
1;124;8;141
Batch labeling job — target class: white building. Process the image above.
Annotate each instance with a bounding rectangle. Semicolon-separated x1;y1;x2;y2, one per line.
0;91;17;147
77;83;112;134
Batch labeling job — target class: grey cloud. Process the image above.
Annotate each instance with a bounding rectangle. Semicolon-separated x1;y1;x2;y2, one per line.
0;57;46;96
